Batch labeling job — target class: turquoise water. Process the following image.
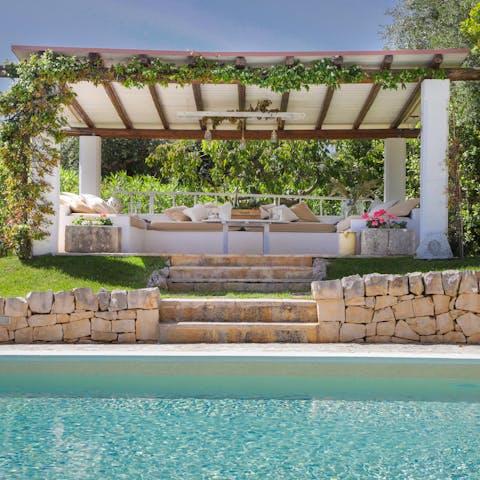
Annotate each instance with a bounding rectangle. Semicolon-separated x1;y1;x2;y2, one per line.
1;396;479;479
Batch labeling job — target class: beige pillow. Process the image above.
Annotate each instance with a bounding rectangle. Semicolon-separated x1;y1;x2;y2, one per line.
290;203;320;222
81;194;116;214
270;205;299;222
60;193;95;213
183;204;209;222
387;198;420;217
368;199;398;214
165;206;191;222
260;203;275;219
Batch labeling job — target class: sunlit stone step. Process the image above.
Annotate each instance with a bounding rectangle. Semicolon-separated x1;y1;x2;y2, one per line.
166;281;312;293
170;254;313;267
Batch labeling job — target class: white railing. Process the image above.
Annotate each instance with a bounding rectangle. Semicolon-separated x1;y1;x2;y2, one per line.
112;190;372;216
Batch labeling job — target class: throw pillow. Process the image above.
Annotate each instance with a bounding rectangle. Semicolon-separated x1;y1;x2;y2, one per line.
368;199;398;214
270;205;299;222
387;198;420;217
290;203;320;222
183;204;209;222
81;194;116;214
165;206;191;222
218;201;232;220
260;203;275;219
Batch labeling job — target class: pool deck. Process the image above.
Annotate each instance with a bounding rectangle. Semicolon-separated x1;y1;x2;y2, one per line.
1;344;480;360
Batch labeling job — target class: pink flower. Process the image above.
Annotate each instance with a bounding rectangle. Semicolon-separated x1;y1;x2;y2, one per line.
371;220;378;227
379;217;385;223
373;209;386;217
99;213;106;218
387;213;398;219
361;213;369;219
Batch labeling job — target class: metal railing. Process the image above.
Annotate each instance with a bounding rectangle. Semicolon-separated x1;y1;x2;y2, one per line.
112;190;372;216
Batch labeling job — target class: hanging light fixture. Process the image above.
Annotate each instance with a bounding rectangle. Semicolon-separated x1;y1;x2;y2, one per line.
270;129;278;143
204;129;212;142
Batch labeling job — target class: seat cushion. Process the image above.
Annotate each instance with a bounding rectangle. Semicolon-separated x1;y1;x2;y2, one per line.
270;223;336;233
290;203;320;222
147;222;222;232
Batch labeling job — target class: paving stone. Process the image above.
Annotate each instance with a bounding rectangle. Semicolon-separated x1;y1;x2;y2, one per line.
91;317;111;332
33;324;63;342
110;290;128;311
69;312;94;321
423;272;444;295
0;327;9;342
7;317;27;331
459;271;478;294
4;297;28;317
412;297;434;317
118;332;136;344
26;291;53;314
406;316;436;336
91;331;117;342
342;275;364;305
15;327;33;344
392;300;414;320
136;309;159;341
364;274;389;296
317;321;340;343
377;320;395;336
311;280;343;300
374;296;397;310
420;335;444;344
394;320;420;341
456;293;480;313
112;319;135;333
442;331;466;344
467;333;480;344
73;287;98;311
316;299;345;322
117;309;137;320
441;270;461;297
388;275;409;296
52;291;75;314
456;312;480;337
128;288;161;310
345;306;373;324
408;272;424;296
339;323;366;342
94;311;117;320
365;323;376;337
432;295;451;315
436;313;454;334
28;314;57;328
63;319;91;340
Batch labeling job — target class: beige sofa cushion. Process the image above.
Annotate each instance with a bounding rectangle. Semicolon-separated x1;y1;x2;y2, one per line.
147;222;222;232
336;216;362;232
387;198;419;217
165;206;191;222
270;205;299;222
183;204;209;222
290;203;320;222
270;223;336;233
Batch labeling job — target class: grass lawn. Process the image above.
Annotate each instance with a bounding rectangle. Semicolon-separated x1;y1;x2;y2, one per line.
0;255;479;298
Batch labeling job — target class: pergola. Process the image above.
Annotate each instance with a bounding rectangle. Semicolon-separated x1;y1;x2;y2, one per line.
8;45;479;258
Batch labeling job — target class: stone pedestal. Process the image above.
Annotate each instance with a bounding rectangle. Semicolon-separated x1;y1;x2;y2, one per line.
65;226;121;253
360;229;415;256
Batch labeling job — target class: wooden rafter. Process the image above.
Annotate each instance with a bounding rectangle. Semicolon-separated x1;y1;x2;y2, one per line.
66;127;419;140
391;54;443;129
315;56;343;129
192;81;205;130
148;85;169;129
353;55;393;130
69;97;95;129
278;56;294;131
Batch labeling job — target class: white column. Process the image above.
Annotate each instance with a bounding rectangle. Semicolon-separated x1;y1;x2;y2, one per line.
384;138;406;202
32;156;60;256
79;136;101;196
416;79;452;259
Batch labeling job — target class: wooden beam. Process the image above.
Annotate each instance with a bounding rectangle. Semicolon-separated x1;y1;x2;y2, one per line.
315;88;334;129
191;81;205;130
353;55;393;130
391;54;443;129
235;56;246;69
103;82;133;129
148;85;169;129
69;97;95;129
237;83;246;111
65;127;420;140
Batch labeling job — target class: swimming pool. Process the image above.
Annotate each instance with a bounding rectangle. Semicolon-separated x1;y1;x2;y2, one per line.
1;345;479;479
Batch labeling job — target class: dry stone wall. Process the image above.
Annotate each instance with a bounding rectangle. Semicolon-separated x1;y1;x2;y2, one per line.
0;287;161;344
312;270;480;344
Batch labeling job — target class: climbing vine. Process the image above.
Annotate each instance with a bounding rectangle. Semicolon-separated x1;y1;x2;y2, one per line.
0;50;446;258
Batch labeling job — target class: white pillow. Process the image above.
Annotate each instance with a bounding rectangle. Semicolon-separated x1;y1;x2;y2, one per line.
81;194;116;214
218;201;232;220
183;204;209;222
60;192;95;213
368;199;398;214
260;203;275;219
270;205;299;222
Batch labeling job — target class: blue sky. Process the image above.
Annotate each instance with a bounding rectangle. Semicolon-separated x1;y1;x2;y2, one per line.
1;0;397;91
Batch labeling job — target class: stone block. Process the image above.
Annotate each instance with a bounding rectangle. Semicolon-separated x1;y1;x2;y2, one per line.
339;323;366;342
345;306;373;324
52;291;75;314
432;295;451;315
443;331;466;344
456;293;480;313
365;335;392;343
316;299;345;322
28;314;57;328
117;309;137;320
400;294;415;301
0;297;4;315
412;297;434;317
408;272;424;296
441;270;461;297
110;290;128;311
128;288;161;310
33;324;63;342
436;313;454;334
407;316;436;336
394;320;420;341
118;332;136;343
0;327;9;342
26;290;53;314
65;225;121;253
342;275;364;304
136;309;159;341
392;300;414;320
420;335;444;344
317;321;340;343
91;317;111;332
91;331;117;342
377;320;396;336
374;296;397;310
364;274;389;296
423;272;444;295
73;287;98;311
373;307;395;323
388;275;409;296
456;312;480;337
4;297;28;317
69;312;94;321
365;323;376;337
97;288;111;311
450;309;465;320
391;336;419;344
94;311;117;320
63;319;91;340
7;317;27;331
467;333;480;344
15;327;33;344
364;297;375;308
112;319;135;333
360;229;388;256
311;280;343;300
459;271;478;294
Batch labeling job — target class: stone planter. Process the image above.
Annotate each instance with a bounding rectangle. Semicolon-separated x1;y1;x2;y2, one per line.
360;229;415;256
65;225;121;253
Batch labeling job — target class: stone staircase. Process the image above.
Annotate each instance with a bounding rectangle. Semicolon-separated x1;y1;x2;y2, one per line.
166;254;324;293
158;298;318;343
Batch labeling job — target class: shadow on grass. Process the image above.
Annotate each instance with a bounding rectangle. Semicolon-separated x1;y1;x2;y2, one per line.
21;256;166;290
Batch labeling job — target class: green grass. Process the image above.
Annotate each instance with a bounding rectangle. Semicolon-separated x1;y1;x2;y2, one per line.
0;255;479;298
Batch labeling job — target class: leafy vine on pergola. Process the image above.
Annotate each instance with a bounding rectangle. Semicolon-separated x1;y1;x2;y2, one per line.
0;50;446;258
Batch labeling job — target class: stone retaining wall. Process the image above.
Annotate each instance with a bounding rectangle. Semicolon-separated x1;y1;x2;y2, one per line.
312;271;480;344
0;288;161;344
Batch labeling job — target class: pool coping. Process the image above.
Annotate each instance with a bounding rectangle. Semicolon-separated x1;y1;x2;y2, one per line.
1;343;480;360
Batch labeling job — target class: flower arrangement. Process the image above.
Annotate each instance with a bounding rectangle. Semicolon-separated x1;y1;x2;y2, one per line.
71;214;113;226
361;209;407;229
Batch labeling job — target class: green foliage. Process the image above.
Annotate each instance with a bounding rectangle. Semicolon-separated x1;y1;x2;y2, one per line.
71;214;113;226
60;167;79;193
461;2;480;52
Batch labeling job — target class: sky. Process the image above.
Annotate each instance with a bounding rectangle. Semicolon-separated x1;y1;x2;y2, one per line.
0;0;398;91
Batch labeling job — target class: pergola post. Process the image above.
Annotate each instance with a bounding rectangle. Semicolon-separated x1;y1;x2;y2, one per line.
416;79;452;259
384;138;406;202
79;136;101;196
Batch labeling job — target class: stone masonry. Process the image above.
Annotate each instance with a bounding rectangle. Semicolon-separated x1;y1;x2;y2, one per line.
312;270;480;344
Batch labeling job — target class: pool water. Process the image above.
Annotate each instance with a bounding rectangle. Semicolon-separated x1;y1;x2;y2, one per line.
1;396;479;480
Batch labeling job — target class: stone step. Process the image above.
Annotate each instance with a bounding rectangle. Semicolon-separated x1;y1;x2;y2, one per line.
160;299;317;323
167;281;312;293
170;254;313;267
158;322;318;343
168;266;313;282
